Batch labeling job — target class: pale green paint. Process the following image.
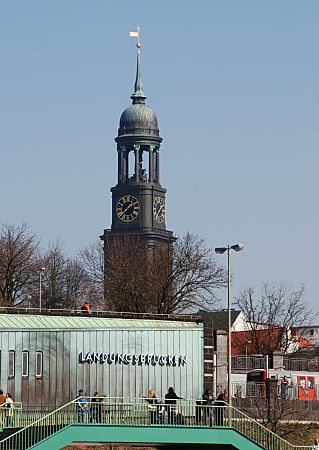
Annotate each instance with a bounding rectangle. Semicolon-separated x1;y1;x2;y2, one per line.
0;317;203;404
0;399;313;450
0;314;201;331
29;425;265;450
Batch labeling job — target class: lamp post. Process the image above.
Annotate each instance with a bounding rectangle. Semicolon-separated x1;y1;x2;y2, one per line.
215;244;244;417
39;267;45;312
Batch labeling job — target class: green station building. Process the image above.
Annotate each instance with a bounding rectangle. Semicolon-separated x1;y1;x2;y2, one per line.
0;312;203;408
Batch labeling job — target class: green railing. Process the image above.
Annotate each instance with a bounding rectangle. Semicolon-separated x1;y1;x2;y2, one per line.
0;397;313;450
0;402;23;429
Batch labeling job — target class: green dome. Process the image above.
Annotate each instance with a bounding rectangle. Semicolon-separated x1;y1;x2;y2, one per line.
118;103;159;137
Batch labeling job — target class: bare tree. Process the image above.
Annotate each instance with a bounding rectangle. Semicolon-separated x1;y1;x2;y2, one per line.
150;233;227;313
102;236;153;312
233;282;314;354
78;240;104;307
98;233;226;314
243;394;313;442
35;240;88;310
0;223;39;306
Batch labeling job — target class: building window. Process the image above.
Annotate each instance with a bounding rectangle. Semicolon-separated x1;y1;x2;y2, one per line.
36;352;43;378
310;329;314;336
8;351;15;377
22;351;29;377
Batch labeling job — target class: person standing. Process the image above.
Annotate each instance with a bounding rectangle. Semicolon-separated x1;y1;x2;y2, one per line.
165;387;183;425
214;393;226;427
81;303;91;315
202;388;214;425
90;392;103;423
0;390;6;406
0;390;6;427
5;393;14;427
77;389;88;423
280;376;289;399
312;438;319;449
145;388;161;425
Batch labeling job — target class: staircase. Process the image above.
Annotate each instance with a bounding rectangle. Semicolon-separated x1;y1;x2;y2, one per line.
0;398;313;450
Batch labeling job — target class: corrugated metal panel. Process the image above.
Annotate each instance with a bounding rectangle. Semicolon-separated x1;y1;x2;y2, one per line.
0;316;204;407
0;314;200;330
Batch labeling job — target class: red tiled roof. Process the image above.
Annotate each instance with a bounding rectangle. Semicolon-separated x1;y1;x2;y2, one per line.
232;328;312;355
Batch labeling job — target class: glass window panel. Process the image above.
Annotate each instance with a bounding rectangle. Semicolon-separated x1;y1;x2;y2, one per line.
22;351;29;377
36;352;43;378
8;351;15;377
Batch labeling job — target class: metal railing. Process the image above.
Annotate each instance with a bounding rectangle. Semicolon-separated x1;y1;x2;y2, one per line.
0;402;22;428
0;397;313;450
233;355;319;373
0;306;200;322
232;355;266;370
283;357;319;372
217;380;319;401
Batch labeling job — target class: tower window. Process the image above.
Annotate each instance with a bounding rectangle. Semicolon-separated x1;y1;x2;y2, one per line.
8;351;15;377
22;351;29;377
310;329;314;336
36;351;43;378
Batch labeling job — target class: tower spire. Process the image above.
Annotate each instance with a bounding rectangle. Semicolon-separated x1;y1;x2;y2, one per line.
130;27;146;104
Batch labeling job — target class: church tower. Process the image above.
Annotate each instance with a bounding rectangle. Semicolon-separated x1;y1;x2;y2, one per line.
101;39;175;251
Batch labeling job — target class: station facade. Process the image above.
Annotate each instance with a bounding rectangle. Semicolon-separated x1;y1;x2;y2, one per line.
0;312;204;408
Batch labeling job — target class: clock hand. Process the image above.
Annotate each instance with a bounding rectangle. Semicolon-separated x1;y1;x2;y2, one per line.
119;203;133;218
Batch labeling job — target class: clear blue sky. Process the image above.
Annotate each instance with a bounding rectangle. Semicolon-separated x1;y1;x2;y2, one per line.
1;1;318;313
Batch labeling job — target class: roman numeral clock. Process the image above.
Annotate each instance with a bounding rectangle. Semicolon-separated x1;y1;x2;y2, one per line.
101;39;175;254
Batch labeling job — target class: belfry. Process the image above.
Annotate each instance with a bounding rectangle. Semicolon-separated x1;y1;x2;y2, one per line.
101;36;175;251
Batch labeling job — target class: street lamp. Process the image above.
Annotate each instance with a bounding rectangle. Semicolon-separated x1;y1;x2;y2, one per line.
215;244;244;413
245;340;252;369
39;267;45;312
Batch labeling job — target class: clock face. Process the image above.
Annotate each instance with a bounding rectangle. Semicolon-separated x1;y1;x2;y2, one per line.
116;195;140;222
153;196;165;223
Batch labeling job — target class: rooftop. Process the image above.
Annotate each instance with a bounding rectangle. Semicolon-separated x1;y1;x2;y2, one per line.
0;307;202;331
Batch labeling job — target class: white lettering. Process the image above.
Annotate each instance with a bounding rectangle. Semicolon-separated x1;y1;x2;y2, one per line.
78;352;187;366
100;353;107;363
159;356;167;365
117;353;124;364
85;352;93;363
179;356;187;366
